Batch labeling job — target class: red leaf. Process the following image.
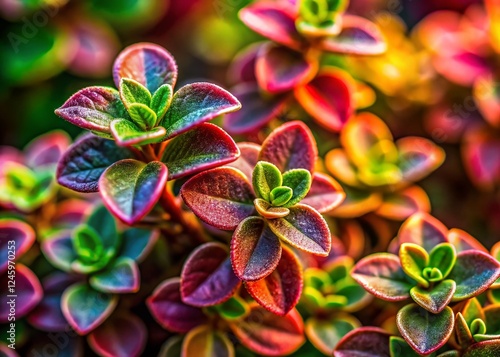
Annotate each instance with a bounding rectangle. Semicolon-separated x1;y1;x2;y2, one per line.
267;204;330;256
239;4;304;50
229;304;305;356
245;246;303;315
301;173;345;213
295;69;354;132
259;121;317;173
181;167;255;230
231;216;282;281
88;313;147;357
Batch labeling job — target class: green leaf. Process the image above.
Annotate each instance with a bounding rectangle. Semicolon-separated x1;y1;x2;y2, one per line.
151;84;173;122
389;336;421;357
470;318;487;336
306;316;359;355
397;304;454;355
89;257;140;293
110;118;166;146
61;283;118;335
99;160;168;225
449;251;500;301
463;340;500;357
399;243;429;288
252;161;282;201
410;279;456;314
119;78;152;109
72;225;104;264
160;82;241;139
429;243;456;279
282;169;312;207
351;253;413;302
127;103;157;130
423;267;444;282
214;296;249;321
86;205;119;255
455;313;474;350
182;325;234;357
270;186;293;206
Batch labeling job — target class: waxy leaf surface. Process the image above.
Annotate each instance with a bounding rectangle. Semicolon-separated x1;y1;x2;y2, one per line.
181;243;240;307
181;167;255;230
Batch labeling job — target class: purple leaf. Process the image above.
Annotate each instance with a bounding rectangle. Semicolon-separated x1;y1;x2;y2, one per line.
181;242;240;307
181;167;255;230
147;278;207;333
162;123;239;180
397;304;454;355
449;250;500;301
88;313;147;357
161;83;241;139
333;327;391;357
55;87;127;132
113;43;177;93
351;253;412;301
57;134;133;193
223;84;288;135
25;130;70;168
41;231;77;272
28;273;80;332
260;121;317;173
267;204;330;256
320;15;386;55
231;216;282;281
89;258;140;293
255;43;317;93
61;283;117;335
0;219;35;274
245;245;303;315
99;160;168;225
0;264;42;321
301;173;345;213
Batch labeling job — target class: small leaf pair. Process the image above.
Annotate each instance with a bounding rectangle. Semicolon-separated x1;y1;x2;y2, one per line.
41;205;158;334
253;160;312;214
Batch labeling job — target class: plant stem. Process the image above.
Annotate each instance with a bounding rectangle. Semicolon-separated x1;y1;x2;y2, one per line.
159;184;208;244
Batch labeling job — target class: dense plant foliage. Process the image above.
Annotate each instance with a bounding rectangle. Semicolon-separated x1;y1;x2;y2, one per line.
2;0;500;356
